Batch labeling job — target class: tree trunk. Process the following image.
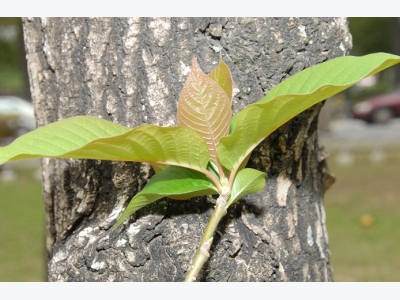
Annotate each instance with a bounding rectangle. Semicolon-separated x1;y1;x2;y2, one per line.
22;17;352;282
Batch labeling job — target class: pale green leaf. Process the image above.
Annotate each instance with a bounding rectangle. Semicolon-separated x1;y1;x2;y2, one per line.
0;116;210;172
221;53;400;171
226;168;265;207
114;165;219;227
208;56;233;101
261;52;400;105
150;162;168;173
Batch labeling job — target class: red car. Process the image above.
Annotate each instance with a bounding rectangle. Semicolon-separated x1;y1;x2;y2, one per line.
351;88;400;124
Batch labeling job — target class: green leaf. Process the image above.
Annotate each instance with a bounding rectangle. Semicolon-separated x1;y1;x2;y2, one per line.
177;56;232;166
226;168;265;207
261;52;400;105
208;55;233;101
150;162;168;173
0;116;210;172
220;53;400;171
114;165;219;227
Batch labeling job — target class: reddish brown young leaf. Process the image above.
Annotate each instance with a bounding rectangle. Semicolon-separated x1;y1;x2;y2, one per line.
177;56;232;166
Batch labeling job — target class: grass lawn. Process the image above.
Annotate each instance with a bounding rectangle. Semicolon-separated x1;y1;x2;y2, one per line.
0;165;46;282
324;145;400;281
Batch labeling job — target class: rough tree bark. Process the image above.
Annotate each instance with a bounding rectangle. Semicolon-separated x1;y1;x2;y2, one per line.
22;17;352;282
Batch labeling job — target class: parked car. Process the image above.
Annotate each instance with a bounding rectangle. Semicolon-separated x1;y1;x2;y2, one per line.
351;88;400;124
0;96;35;142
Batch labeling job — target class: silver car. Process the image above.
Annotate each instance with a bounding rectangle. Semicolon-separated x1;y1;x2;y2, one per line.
0;96;36;142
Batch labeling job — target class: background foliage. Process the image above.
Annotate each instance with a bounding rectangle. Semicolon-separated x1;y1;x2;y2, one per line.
0;17;29;98
347;18;400;102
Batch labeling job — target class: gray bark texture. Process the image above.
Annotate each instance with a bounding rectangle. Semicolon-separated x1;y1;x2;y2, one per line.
22;17;352;282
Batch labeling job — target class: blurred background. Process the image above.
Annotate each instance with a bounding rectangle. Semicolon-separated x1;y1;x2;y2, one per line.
0;17;399;281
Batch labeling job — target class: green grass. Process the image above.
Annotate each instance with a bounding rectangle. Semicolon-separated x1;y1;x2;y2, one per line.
0;166;46;281
324;147;400;281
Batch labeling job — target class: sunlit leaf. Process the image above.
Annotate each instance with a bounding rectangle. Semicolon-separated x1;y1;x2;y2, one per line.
208;55;233;101
0;116;210;172
114;165;219;227
226;168;265;207
150;162;168;173
177;56;232;166
220;53;400;171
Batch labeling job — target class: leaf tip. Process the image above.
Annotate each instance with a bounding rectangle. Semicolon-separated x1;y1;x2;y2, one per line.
191;55;202;73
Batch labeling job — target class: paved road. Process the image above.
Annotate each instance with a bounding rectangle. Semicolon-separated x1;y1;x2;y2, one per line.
319;118;400;151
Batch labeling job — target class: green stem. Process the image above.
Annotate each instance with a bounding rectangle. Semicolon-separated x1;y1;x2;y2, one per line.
202;168;223;193
184;193;228;282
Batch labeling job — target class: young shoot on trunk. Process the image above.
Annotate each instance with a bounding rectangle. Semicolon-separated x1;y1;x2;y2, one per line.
1;52;400;281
